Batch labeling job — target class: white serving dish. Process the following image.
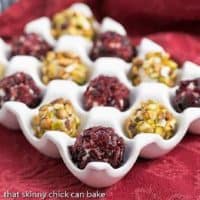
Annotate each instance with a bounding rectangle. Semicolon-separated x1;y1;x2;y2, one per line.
0;2;127;130
0;3;199;188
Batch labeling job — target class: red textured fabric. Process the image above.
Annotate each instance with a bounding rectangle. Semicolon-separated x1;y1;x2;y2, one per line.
0;0;200;199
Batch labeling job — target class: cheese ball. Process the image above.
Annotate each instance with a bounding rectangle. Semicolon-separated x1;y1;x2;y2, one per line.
173;78;200;112
41;51;88;85
32;98;80;138
51;8;96;40
11;33;52;60
125;100;177;139
69;126;125;169
90;31;135;62
83;75;130;111
0;63;5;80
0;72;41;108
130;52;178;87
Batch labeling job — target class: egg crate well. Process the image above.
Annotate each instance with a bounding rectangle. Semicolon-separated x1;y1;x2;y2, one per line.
0;3;199;188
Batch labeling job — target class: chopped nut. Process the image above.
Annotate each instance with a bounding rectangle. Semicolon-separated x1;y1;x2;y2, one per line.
51;9;96;40
41;51;88;85
56;109;68;119
129;52;178;87
32;98;80;138
125;100;176;139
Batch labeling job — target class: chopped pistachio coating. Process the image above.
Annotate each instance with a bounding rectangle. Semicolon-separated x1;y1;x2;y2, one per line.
41;51;88;85
125;100;176;139
0;63;5;79
130;52;178;87
32;98;80;138
51;9;96;40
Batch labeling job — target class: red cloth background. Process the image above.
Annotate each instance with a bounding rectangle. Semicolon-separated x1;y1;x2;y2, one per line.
0;0;200;199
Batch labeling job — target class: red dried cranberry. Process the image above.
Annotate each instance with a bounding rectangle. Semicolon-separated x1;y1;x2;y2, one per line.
173;78;200;112
0;72;41;108
11;33;52;60
90;31;135;62
69;126;125;169
83;75;130;111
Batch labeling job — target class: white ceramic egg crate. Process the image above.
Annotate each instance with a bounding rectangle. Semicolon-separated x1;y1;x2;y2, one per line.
0;3;200;188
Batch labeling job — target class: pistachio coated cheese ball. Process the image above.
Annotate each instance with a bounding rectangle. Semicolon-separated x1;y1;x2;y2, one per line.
51;8;96;40
0;63;5;80
41;51;88;85
130;52;178;87
32;98;80;138
125;100;177;139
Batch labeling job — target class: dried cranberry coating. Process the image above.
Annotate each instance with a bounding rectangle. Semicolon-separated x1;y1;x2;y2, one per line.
173;78;200;112
11;33;52;60
69;126;125;169
83;75;130;111
0;72;41;108
90;31;135;62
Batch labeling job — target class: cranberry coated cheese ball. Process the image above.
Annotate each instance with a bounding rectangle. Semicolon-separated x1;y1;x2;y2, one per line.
173;78;200;112
0;72;41;108
90;31;135;62
11;33;52;60
83;75;130;111
69;126;125;169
